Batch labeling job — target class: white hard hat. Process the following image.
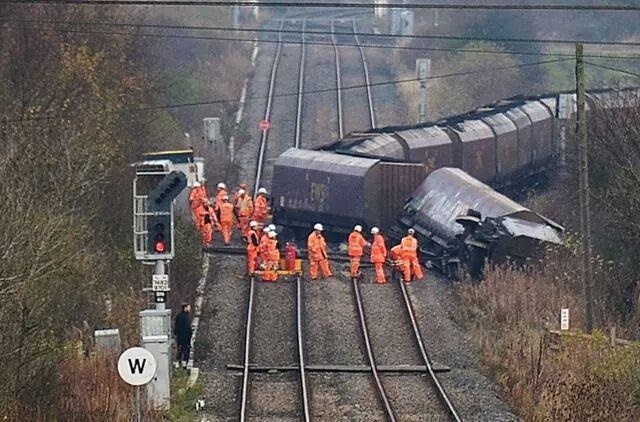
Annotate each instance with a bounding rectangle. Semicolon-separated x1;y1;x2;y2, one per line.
371;227;379;234
314;223;323;231
354;225;362;232
217;182;226;189
268;231;277;238
258;187;267;194
223;195;229;201
263;227;271;233
238;189;245;195
193;181;201;188
250;221;258;228
268;224;276;231
408;228;415;235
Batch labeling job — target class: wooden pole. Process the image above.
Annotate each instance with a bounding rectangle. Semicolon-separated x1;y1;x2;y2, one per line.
575;43;593;333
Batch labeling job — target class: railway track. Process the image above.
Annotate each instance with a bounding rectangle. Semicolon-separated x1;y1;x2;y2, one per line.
238;18;311;421
331;19;376;135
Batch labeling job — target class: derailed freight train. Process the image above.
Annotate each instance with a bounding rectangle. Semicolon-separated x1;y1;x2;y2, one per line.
394;168;564;278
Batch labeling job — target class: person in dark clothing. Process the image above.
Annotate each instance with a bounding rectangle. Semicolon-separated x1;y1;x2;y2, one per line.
174;304;192;368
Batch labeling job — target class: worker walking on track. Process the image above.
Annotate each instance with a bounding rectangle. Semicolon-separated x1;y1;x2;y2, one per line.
347;225;369;278
253;187;269;224
235;188;254;236
200;204;216;247
214;182;228;220
189;181;207;223
262;231;280;282
246;221;260;274
307;223;333;280
400;228;424;282
370;227;387;284
219;196;235;245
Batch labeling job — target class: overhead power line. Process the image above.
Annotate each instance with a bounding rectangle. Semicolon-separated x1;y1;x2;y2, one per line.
3;17;640;48
8;1;640;12
141;58;571;110
585;61;640;78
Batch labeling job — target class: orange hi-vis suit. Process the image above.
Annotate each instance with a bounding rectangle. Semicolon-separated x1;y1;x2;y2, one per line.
189;185;207;222
401;235;424;281
253;194;269;223
259;232;270;264
307;232;332;279
201;209;214;246
246;228;260;274
263;238;280;282
348;231;368;278
214;188;228;214
235;194;254;236
370;234;387;284
219;202;235;245
390;244;408;281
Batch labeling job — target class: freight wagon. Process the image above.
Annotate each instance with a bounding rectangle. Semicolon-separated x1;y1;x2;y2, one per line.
271;148;426;237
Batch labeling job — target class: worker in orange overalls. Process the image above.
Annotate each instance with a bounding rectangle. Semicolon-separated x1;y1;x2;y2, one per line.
253;187;269;224
219;196;235;245
390;244;406;282
262;231;280;282
200;205;216;247
258;226;271;266
370;227;387;284
214;182;228;220
246;221;260;274
189;181;207;223
307;223;332;280
400;228;424;282
347;225;369;278
235;188;254;237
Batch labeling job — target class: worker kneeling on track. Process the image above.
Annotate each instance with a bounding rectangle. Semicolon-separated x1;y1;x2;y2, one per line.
370;227;387;284
400;228;424;282
246;221;260;274
307;223;333;280
262;230;280;282
348;225;369;278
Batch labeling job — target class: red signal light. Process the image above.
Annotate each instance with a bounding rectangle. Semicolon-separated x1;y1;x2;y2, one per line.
154;241;166;253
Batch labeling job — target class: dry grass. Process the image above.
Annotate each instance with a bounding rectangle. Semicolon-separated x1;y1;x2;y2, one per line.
456;255;640;421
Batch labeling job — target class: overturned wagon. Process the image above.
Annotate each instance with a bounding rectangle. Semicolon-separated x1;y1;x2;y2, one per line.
396;168;564;278
272;148;425;236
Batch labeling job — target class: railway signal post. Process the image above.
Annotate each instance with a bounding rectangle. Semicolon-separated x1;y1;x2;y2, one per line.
133;157;189;409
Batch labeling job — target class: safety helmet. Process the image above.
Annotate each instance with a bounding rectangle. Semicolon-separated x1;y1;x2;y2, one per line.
268;224;276;231
354;225;362;232
314;223;323;231
408;228;415;235
258;187;267;194
250;221;258;228
263;227;271;233
238;189;246;195
268;231;277;238
193;181;201;188
223;195;229;201
371;227;380;234
217;182;226;189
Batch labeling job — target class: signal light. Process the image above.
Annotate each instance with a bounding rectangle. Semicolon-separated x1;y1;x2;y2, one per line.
154;241;166;253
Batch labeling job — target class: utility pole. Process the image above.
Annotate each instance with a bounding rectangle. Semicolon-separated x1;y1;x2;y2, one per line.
416;58;431;123
575;43;593;333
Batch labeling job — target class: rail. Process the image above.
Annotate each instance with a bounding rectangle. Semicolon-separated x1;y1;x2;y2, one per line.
294;20;307;148
239;276;256;422
253;20;285;197
352;19;376;129
351;278;397;422
397;280;463;421
331;20;345;139
296;276;311;421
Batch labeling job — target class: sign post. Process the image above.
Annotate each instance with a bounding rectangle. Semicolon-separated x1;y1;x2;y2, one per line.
118;347;158;422
259;119;271;132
